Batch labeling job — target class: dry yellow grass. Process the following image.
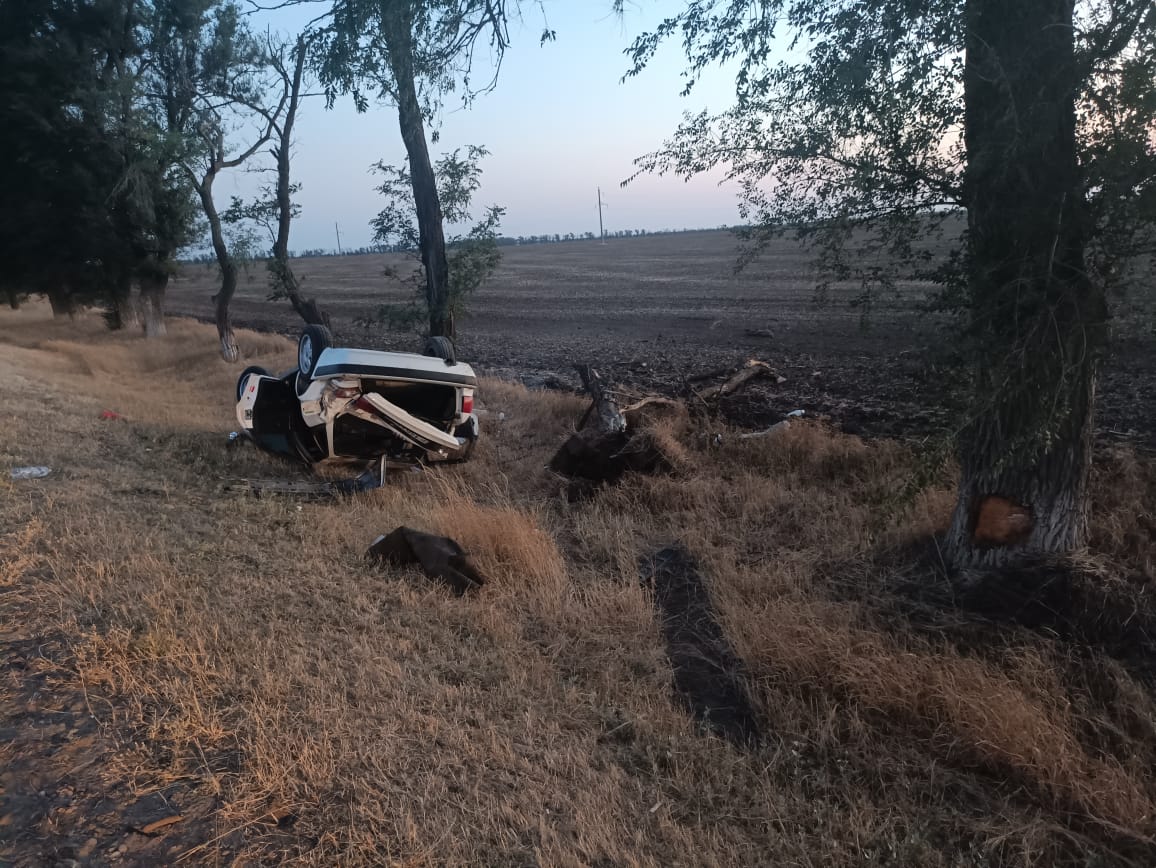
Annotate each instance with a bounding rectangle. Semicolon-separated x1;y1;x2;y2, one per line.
3;304;1156;866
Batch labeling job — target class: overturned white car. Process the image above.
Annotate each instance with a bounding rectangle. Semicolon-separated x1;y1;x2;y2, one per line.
235;326;479;467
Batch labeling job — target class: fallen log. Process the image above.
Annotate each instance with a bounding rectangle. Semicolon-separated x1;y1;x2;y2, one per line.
694;359;781;402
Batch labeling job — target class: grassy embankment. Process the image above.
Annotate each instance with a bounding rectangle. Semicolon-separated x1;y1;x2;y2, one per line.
2;304;1155;866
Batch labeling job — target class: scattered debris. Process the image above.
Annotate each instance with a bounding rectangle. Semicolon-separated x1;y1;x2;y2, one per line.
10;466;51;480
228;463;396;498
367;527;486;595
640;546;760;746
132;815;184;836
739;420;792;439
99;410;121;420
744;327;774;338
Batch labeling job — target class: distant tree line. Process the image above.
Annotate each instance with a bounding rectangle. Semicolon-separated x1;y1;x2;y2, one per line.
180;224;731;262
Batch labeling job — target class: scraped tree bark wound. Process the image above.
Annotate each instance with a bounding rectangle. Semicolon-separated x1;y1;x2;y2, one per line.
946;0;1106;569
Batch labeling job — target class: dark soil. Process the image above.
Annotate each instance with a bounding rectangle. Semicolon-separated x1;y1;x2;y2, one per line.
640;546;760;747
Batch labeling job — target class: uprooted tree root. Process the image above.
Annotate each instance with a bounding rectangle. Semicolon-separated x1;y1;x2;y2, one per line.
549;361;762;496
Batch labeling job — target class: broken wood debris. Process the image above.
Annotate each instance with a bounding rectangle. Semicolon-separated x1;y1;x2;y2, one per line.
691;359;784;402
132;815;184;836
575;364;625;433
550;359;787;495
549;364;675;496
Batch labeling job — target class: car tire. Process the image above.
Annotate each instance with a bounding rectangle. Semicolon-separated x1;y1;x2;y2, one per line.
422;335;456;365
236;365;270;401
298;325;333;379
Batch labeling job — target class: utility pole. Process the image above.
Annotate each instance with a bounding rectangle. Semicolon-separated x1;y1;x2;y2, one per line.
597;187;606;244
335;222;343;255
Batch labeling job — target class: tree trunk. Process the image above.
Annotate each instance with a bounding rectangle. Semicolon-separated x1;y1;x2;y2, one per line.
138;269;168;338
107;266;140;331
383;6;452;339
199;175;240;362
946;0;1106;570
215;264;240;362
271;38;329;329
47;286;76;319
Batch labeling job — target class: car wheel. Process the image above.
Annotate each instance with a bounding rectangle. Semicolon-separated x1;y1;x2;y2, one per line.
422;335;456;365
236;365;270;401
298;325;333;379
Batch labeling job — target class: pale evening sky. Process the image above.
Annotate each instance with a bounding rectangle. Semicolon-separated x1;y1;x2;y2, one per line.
222;1;745;251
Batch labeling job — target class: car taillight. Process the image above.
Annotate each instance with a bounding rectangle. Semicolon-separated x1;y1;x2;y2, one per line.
462;391;474;414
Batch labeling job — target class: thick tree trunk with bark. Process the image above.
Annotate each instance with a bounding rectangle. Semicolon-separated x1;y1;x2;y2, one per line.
47;286;76;319
138;268;168;338
947;0;1107;570
199;175;240;362
107;266;140;331
384;7;452;339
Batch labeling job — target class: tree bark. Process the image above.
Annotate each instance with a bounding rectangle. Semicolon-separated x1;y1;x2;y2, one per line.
383;6;452;339
946;0;1106;569
575;365;626;433
199;175;240;362
138;268;168;338
47;286;76;319
107;265;140;331
271;38;329;329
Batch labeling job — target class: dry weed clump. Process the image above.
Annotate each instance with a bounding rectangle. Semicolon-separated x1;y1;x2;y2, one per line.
1088;445;1156;577
3;307;1156;866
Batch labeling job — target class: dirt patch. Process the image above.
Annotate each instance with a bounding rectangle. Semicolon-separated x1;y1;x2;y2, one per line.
640;547;760;747
0;630;231;866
